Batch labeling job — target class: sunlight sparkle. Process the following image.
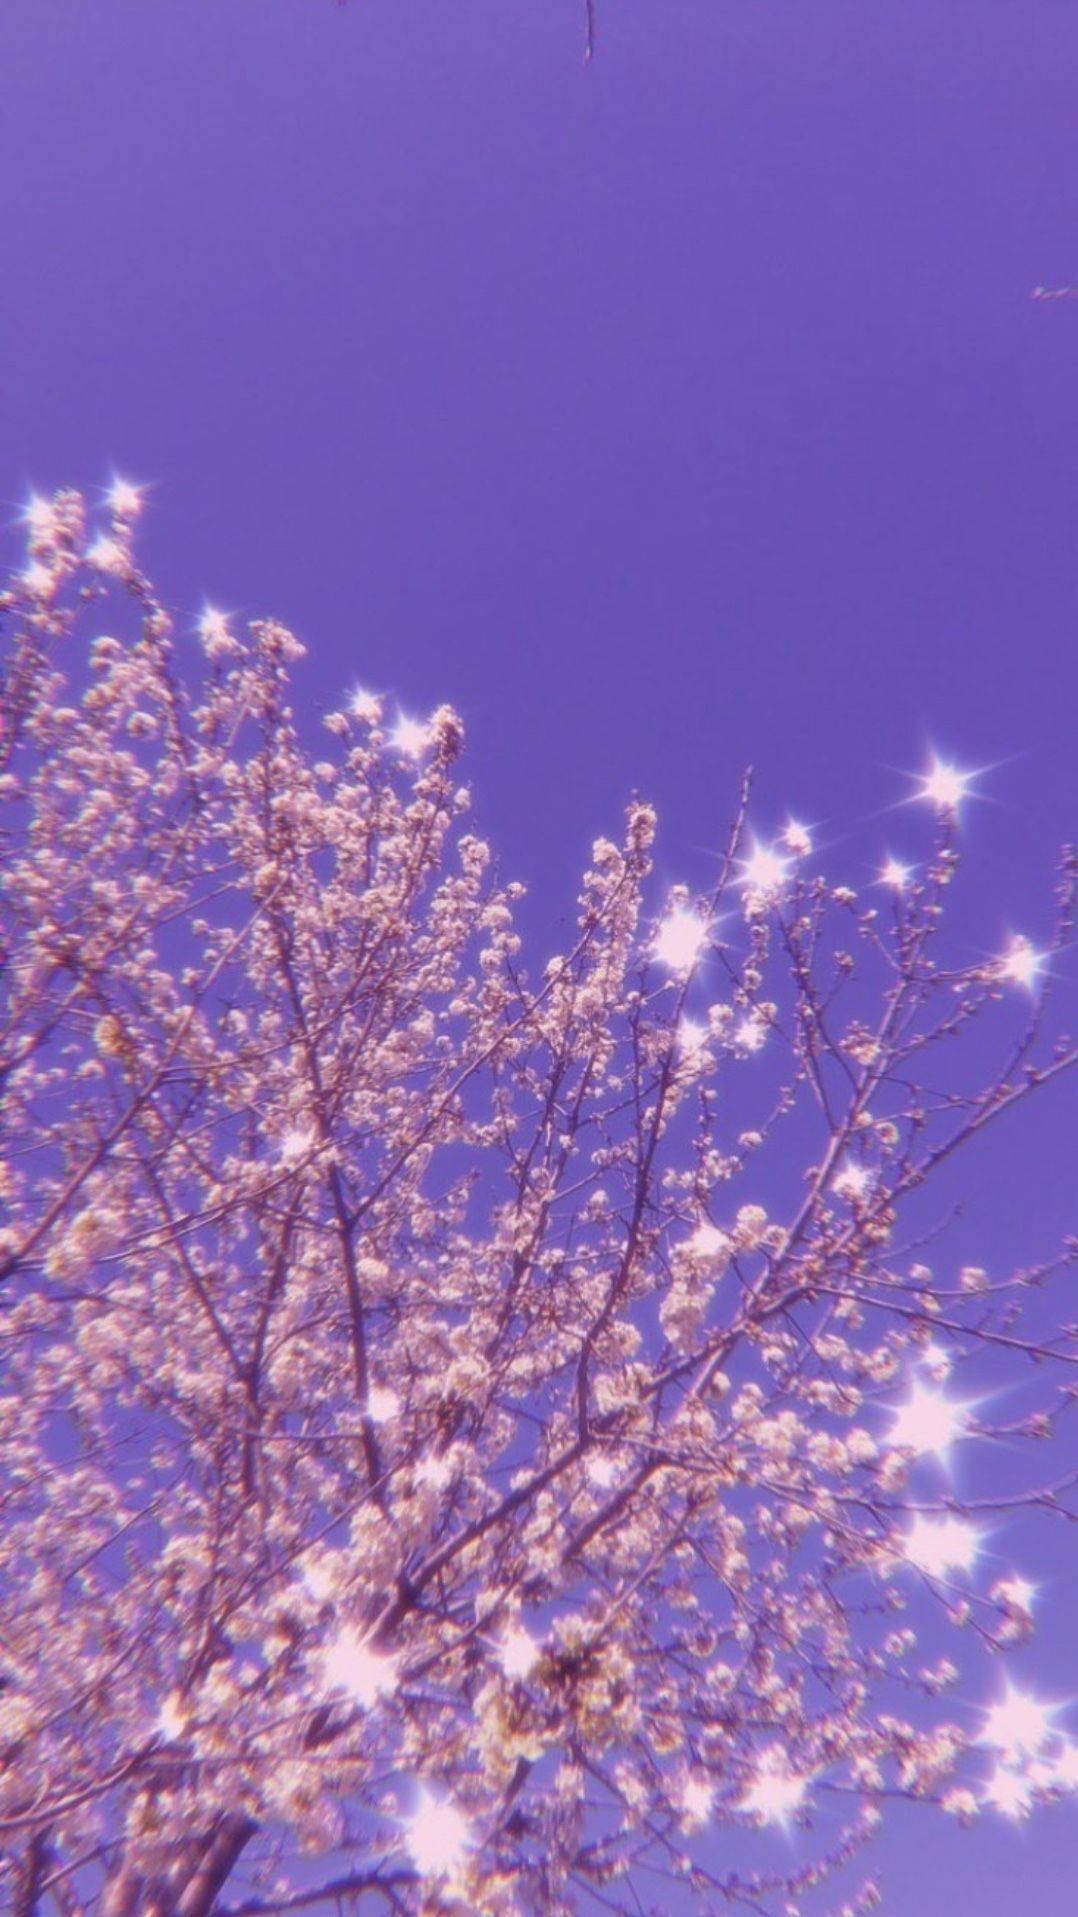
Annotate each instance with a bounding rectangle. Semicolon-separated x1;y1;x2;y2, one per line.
653;905;709;974
733;1013;768;1053
349;685;382;723
739;840;792;896
106;476;144;518
389;712;430;758
879;855;913;890
902;1514;982;1578
22;492;56;539
919;1342;952;1383
980;1681;1058;1759
496;1623;541;1681
156;1692;188;1740
678;1016;709;1057
888;1381;970;1462
995;1574;1036;1614
85;533;126;575
916;754;975;815
404;1787;471;1878
365;1386;399;1423
996;935;1046;991
983;1763;1033;1819
321;1628;397;1709
833;1161;873;1203
740;1750;811;1825
679;1774;715;1827
198;605;232;647
781;818;813;859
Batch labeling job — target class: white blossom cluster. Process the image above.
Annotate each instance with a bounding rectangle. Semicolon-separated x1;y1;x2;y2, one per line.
0;493;1073;1917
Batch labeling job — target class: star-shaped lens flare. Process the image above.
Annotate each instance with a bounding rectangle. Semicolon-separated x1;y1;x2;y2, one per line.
996;935;1047;991
983;1764;1034;1819
781;818;813;859
739;1750;811;1826
739;840;792;897
349;685;382;723
22;492;57;538
902;1514;982;1578
980;1680;1059;1760
652;905;710;974
403;1787;472;1877
389;712;431;759
879;854;913;890
888;1381;973;1465
916;754;976;814
105;475;144;518
321;1629;398;1709
832;1161;874;1203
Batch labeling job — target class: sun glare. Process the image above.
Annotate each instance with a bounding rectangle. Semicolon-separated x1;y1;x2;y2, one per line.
279;1125;314;1165
106;475;144;518
833;1161;874;1203
918;1341;952;1383
781;818;813;859
739;839;792;896
740;1751;811;1826
888;1381;971;1463
677;1016;709;1057
983;1764;1034;1819
879;854;913;890
22;492;56;539
85;533;126;574
198;605;232;646
349;684;382;723
996;935;1046;991
404;1786;472;1878
389;712;430;758
156;1692;188;1740
495;1623;541;1681
365;1385;399;1423
902;1514;982;1578
980;1681;1059;1760
653;905;709;974
733;1013;768;1053
321;1628;398;1709
680;1774;715;1827
995;1574;1037;1614
916;753;976;815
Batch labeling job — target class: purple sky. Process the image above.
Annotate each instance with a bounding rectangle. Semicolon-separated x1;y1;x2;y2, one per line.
2;1;1075;1907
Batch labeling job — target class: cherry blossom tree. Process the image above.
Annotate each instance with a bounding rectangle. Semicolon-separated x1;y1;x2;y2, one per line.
1;487;1076;1917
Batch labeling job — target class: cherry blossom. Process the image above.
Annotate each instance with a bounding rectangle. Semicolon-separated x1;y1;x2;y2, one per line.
781;816;814;858
349;682;382;722
0;494;1074;1917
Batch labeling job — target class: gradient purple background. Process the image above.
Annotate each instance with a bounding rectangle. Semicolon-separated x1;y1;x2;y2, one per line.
2;1;1075;1908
